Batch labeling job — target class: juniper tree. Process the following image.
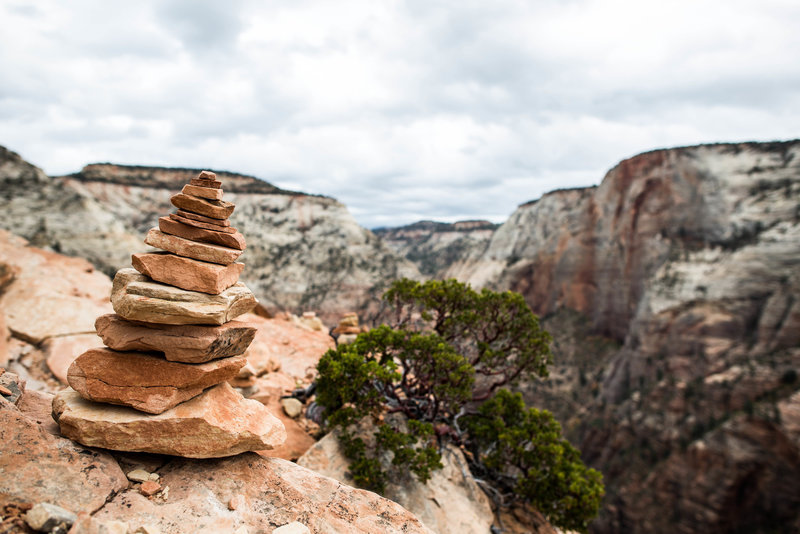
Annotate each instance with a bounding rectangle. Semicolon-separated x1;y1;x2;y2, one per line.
314;278;604;532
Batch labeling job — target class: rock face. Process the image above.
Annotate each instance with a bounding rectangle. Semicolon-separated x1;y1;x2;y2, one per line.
53;384;286;458
298;432;494;534
375;219;499;278
92;454;434;533
4;384;432;533
67;348;246;414
0;149;420;324
0;230;112;344
383;141;800;533
0;396;128;514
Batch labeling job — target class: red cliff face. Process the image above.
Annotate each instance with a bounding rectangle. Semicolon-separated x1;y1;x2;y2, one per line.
443;141;800;533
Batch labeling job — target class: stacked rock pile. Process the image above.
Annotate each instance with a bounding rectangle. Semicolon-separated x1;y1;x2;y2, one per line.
331;312;368;345
52;171;286;458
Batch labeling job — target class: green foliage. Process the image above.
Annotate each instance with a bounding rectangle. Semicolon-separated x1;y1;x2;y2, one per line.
384;278;553;397
464;389;605;533
315;279;603;531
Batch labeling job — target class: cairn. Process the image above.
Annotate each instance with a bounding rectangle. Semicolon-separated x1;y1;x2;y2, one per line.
52;171;286;458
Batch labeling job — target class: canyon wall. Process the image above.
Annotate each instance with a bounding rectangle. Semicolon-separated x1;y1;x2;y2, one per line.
383;141;800;533
0;147;420;323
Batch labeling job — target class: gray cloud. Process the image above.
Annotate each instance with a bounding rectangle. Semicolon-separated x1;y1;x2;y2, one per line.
0;0;798;229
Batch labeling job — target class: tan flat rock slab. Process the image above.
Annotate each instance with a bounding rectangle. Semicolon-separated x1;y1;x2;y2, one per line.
159;217;246;251
182;184;223;200
170;193;234;220
144;228;242;265
171;213;235;233
67;347;247;414
132;252;243;294
96;314;256;363
52;383;287;458
111;268;256;325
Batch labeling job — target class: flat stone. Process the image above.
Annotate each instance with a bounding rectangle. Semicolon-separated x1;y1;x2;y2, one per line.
197;170;218;182
140;481;161;496
182;184;223;200
171;213;236;233
0;403;128;514
67;348;247;414
25;502;77;532
176;209;231;227
158;217;246;251
132;252;244;294
95;314;256;363
170;193;234;220
191;177;222;188
52;383;287;458
111;269;256;325
127;468;152;483
144;229;242;265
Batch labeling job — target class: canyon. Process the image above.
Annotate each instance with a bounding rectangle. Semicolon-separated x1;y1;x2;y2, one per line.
382;141;800;533
1;140;799;533
0;147;419;325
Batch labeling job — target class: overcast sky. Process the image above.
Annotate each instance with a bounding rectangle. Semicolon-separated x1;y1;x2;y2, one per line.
1;0;798;228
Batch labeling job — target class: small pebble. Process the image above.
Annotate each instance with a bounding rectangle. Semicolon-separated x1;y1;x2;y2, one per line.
140;481;161;497
228;494;245;511
127;468;152;483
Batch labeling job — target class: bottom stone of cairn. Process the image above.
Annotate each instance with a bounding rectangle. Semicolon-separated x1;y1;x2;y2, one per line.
53;383;286;458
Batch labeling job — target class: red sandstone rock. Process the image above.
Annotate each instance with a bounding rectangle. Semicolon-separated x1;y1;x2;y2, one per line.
139;480;161;496
0;312;8;367
16;389;60;435
67;347;247;414
241;313;334;381
91;453;434;533
182;184;223;200
176;209;231;227
96;314;256;363
250;374;317;461
43;333;104;384
132;252;244;294
0;231;112;344
170;193;234;220
0;398;128;514
191;177;222;188
171;213;236;233
158;217;246;251
144;229;242;265
52;383;286;458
